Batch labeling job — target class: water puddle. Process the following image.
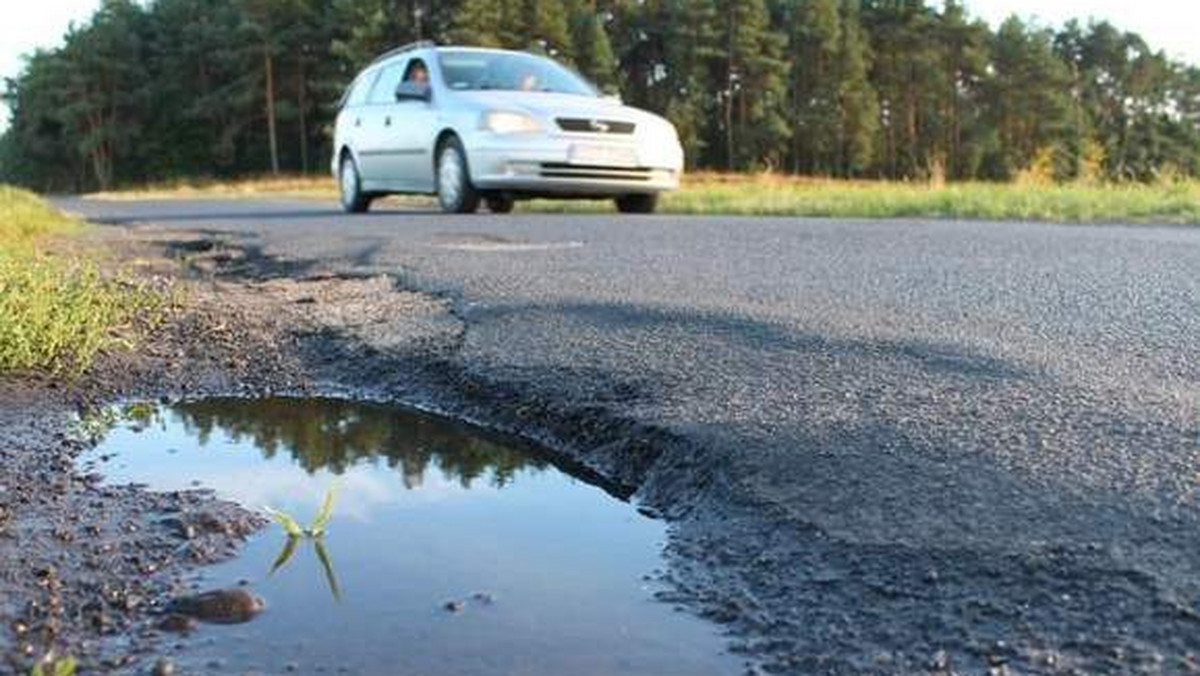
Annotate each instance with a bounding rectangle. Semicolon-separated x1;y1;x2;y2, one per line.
83;398;735;675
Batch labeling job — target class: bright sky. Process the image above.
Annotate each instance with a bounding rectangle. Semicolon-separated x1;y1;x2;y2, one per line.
2;0;1199;130
0;0;100;129
967;0;1200;66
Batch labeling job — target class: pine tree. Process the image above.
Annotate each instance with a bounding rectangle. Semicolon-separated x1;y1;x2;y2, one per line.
836;0;878;176
662;0;722;166
935;1;988;178
983;16;1073;179
715;0;789;170
861;0;945;179
784;0;841;174
521;0;574;58
450;0;571;57
58;0;151;189
1;50;81;190
569;1;618;91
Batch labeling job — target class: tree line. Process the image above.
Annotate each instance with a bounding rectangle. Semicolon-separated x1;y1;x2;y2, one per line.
2;0;1199;192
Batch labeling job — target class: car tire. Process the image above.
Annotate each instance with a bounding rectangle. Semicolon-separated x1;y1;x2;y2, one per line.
436;137;480;214
339;154;372;214
615;193;658;214
485;194;515;214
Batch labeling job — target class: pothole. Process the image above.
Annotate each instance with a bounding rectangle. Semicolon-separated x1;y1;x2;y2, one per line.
81;398;735;675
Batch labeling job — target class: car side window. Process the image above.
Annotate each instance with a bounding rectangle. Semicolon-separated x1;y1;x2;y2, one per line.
402;58;429;85
344;69;378;108
368;61;408;105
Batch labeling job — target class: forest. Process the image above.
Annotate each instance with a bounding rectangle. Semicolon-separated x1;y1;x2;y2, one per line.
2;0;1198;192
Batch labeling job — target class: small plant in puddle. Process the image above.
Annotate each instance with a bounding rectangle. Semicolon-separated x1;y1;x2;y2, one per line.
264;483;338;538
265;483;342;600
30;654;76;676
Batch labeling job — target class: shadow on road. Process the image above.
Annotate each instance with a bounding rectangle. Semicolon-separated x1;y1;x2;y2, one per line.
466;298;1031;382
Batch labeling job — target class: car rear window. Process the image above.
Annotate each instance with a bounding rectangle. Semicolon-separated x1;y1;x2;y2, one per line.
340;69;378;108
368;62;407;105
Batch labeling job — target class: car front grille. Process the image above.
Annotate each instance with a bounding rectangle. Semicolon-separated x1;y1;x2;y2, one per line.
539;163;653;181
556;118;636;134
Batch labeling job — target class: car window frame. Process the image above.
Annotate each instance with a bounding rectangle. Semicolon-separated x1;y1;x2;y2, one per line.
401;57;429;84
340;68;381;109
366;58;411;106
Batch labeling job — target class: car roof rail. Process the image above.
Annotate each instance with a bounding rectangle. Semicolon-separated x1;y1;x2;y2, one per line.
369;40;437;67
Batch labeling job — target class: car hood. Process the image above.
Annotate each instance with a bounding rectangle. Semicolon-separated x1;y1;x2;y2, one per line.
448;90;671;129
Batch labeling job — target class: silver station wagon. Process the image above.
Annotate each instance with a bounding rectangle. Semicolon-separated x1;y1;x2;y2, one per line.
332;42;684;214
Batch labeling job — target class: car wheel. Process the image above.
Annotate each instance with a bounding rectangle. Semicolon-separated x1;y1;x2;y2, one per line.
339;154;371;214
436;137;480;214
485;194;515;214
615;193;658;214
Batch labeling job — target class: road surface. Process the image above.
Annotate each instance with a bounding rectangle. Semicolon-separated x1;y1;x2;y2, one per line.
65;198;1200;673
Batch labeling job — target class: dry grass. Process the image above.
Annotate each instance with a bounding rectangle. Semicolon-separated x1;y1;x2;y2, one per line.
87;175;339;201
85;172;1200;224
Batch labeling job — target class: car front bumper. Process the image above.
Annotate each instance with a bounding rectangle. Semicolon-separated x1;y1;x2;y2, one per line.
465;132;683;196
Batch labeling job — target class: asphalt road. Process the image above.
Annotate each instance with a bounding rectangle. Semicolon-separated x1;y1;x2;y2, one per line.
66;198;1200;673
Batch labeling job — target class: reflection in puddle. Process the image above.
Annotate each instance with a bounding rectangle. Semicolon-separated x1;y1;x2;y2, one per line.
84;398;735;676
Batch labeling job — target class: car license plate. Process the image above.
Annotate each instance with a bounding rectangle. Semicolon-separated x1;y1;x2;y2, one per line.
569;144;638;167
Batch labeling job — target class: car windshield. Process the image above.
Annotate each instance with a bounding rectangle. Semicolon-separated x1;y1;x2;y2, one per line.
437;50;597;96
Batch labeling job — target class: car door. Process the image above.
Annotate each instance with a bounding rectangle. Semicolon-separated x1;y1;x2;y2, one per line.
334;68;379;173
384;57;439;193
356;61;407;186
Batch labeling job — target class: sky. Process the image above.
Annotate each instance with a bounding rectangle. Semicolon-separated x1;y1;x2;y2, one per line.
967;0;1200;66
2;0;1200;130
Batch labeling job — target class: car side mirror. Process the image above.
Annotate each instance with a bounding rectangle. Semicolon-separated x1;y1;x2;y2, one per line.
396;81;431;103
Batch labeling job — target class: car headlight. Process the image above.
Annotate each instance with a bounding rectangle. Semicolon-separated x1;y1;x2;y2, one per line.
480;111;542;134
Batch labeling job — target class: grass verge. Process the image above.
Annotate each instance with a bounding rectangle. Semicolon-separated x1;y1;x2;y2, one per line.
1;185;165;375
660;174;1200;223
85;173;1200;224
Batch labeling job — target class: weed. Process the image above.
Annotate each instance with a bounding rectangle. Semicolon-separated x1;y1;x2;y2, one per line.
312;538;341;600
1;185;79;245
266;483;342;600
0;186;166;374
264;482;339;538
30;654;76;676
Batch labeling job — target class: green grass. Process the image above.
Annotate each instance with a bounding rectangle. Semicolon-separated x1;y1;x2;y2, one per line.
86;173;1200;224
652;174;1200;224
1;186;164;375
1;184;82;243
30;655;76;676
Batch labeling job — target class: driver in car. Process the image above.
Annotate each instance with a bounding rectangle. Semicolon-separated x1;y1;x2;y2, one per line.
519;72;539;91
406;60;429;84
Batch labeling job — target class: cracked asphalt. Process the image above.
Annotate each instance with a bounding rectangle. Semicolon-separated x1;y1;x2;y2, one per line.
62;198;1200;673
